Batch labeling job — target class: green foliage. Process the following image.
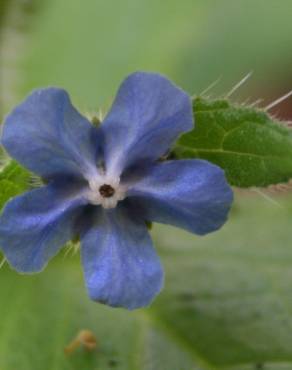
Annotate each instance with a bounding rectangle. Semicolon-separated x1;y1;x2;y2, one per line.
174;97;292;187
1;196;292;369
0;160;31;210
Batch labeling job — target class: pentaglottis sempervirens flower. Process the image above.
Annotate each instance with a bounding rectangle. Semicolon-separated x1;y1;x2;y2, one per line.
0;72;233;309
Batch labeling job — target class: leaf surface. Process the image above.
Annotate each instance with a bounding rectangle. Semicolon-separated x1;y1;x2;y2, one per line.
174;98;292;187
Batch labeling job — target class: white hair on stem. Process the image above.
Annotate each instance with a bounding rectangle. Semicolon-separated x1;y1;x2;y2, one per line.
252;188;283;208
265;90;292;111
249;99;264;108
225;71;253;98
63;242;80;258
0;257;6;269
98;108;104;121
198;76;222;97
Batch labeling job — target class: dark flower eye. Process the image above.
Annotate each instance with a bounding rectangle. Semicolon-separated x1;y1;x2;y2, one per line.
99;184;115;198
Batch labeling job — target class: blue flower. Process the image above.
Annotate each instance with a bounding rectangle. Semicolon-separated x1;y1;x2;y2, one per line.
0;72;233;309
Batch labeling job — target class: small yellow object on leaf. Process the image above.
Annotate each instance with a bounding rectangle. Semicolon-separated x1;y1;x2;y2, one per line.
64;329;97;355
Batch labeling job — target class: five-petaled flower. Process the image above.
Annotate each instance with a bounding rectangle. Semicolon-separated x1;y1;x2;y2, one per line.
0;72;233;309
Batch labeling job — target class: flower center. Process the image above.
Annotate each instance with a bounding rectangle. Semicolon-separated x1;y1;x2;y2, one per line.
86;175;126;209
99;184;115;198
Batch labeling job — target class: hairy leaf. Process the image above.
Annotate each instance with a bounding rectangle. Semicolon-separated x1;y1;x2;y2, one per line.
174;97;292;187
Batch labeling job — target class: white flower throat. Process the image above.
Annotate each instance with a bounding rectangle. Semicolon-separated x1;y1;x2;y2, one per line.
87;175;126;209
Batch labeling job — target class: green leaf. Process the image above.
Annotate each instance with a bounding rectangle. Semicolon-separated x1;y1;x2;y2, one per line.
0;160;31;210
174;97;292;187
1;196;292;369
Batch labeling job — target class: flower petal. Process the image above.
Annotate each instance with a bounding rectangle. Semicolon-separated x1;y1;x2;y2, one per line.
0;182;87;273
2;88;100;180
101;72;193;176
126;160;233;235
81;205;163;309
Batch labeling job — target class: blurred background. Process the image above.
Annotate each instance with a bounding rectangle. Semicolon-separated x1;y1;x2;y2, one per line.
1;0;292;119
1;1;292;369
